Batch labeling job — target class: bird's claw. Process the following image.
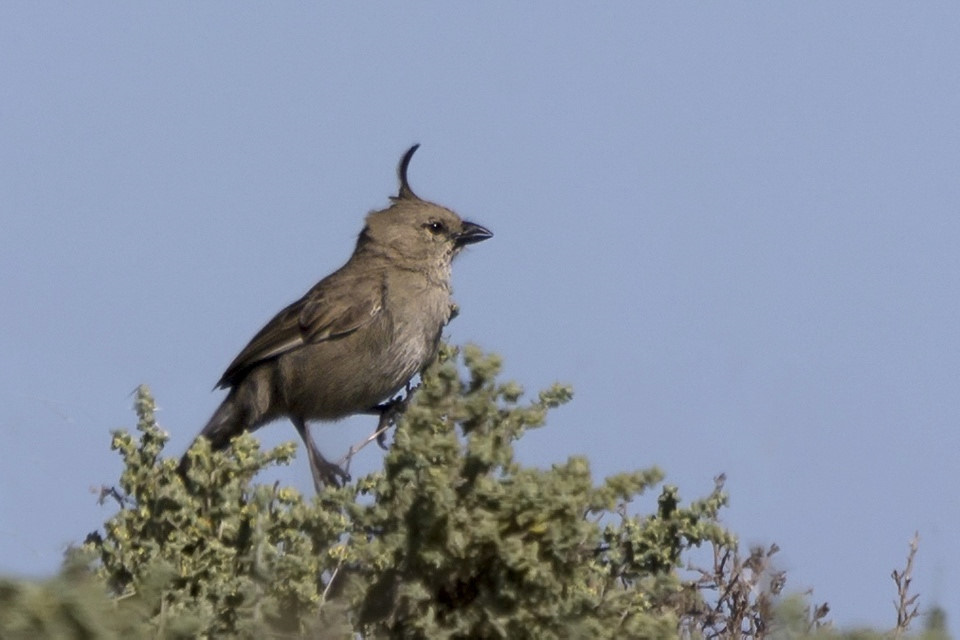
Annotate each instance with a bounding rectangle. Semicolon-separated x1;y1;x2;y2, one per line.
374;396;404;449
372;384;419;449
311;457;351;491
376;427;390;450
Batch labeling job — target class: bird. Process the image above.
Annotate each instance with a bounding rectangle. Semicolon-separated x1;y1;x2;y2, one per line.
180;144;492;490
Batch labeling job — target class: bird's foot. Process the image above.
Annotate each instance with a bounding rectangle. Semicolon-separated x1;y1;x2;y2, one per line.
372;383;419;449
294;418;351;491
374;397;405;449
309;456;351;492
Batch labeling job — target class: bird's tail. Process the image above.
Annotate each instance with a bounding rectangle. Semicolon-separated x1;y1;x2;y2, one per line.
197;395;242;450
178;394;241;478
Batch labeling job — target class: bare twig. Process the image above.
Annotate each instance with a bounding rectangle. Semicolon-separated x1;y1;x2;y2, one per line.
682;533;830;640
336;382;420;473
336;421;394;474
95;485;131;507
807;600;830;633
321;556;345;605
892;532;920;637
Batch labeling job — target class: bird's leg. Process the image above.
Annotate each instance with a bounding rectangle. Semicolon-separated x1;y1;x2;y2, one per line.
370;381;420;449
292;417;350;491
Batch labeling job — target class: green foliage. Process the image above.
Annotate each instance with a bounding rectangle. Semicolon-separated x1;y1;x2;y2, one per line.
0;344;947;639
0;557;140;639
89;390;355;638
334;345;729;639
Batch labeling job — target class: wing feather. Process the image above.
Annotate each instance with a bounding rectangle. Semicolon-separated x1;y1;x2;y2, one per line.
215;270;383;388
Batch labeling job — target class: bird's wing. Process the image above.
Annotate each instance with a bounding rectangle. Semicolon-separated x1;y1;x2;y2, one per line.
215;271;384;389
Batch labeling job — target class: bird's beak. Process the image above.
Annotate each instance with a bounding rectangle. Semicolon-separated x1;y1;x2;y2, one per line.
455;221;493;247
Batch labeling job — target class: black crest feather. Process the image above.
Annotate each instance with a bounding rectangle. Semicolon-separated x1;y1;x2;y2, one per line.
395;144;420;200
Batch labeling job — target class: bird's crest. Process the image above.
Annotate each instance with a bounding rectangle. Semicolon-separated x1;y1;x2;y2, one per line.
394;144;421;201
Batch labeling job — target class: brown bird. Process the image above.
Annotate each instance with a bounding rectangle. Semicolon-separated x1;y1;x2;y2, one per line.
181;145;492;489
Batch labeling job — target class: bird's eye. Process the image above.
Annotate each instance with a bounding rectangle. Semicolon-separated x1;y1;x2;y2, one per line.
425;221;446;235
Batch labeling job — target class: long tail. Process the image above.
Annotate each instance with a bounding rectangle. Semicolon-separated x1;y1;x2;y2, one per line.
197;395;242;450
177;394;242;478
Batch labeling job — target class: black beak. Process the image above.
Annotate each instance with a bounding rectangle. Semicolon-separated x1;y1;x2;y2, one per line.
455;221;493;247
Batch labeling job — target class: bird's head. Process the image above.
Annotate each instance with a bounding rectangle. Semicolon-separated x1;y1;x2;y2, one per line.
359;145;493;269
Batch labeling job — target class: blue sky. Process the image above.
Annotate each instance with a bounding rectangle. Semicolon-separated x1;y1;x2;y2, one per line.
2;3;958;632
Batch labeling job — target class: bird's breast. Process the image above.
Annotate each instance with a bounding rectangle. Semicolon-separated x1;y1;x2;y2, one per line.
274;278;450;420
